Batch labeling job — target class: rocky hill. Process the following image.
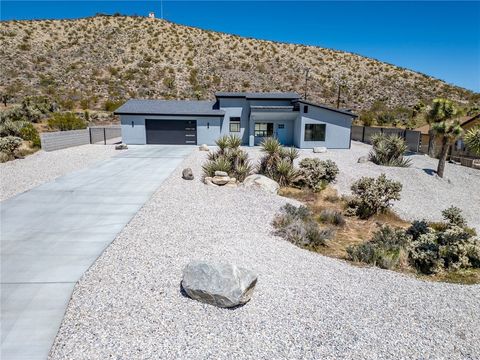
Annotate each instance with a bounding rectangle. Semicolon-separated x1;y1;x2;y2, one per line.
0;15;477;112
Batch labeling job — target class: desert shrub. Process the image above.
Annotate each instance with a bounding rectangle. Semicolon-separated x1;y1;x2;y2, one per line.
347;225;410;269
406;220;429;240
0;118;28;137
318;209;345;226
0;152;10;163
368;133;411;167
104;99;123;112
272;204;333;247
257;138;299;186
20;123;41;147
464;126;480;155
441;206;466;228
348;174;402;219
202;135;253;182
295;158;339;192
47;112;86;131
0;136;22;157
409;232;443;274
408;207;480;274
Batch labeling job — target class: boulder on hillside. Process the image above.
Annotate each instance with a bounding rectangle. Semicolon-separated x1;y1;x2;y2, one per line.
243;174;279;194
181;261;258;308
182;168;194;180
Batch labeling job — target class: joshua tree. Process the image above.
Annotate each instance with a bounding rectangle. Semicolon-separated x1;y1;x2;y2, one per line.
426;98;458;157
432;119;463;178
464;126;480;155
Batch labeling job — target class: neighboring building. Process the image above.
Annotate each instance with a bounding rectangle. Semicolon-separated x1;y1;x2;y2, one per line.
415;113;480;159
114;92;357;148
148;12;155;19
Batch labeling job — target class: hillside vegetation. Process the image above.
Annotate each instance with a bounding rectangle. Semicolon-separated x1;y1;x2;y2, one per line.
0;15;478;113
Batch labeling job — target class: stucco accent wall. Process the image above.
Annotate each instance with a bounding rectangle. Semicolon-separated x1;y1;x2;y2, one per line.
120;114;222;145
298;106;353;149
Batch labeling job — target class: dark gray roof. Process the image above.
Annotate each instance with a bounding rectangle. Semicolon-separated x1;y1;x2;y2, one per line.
215;92;301;99
114;99;225;116
295;99;358;118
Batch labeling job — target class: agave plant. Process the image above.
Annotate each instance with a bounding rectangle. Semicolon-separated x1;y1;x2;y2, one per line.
369;133;411;167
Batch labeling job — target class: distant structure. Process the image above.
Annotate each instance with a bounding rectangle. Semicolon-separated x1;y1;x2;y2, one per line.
148;12;155;19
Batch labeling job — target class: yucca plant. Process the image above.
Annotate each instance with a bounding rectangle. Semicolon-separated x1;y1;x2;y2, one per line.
275;158;299;187
464;126;480;155
258;138;300;186
432;119;463;178
369;133;411;167
227;134;242;149
235;162;254;182
282;147;300;163
215;135;230;154
202;156;232;178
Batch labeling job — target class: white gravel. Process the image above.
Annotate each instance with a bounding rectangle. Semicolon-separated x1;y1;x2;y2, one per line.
0;145;117;201
50;148;480;360
248;141;480;232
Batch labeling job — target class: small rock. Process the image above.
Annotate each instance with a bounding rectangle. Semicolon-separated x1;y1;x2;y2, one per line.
204;177;218;186
243;174;279;194
199;144;209;151
182;168;194;180
227;177;236;184
181;261;257;308
115;144;128;150
214;171;228;177
211;176;230;185
313;146;327;153
472;159;480;170
357;156;369;163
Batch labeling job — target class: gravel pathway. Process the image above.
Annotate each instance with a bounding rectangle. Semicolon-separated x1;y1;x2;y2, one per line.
0;145;117;201
50;148;480;360
249;141;480;232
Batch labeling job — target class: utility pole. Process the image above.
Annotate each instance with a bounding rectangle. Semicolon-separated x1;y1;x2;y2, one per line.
336;84;341;109
160;0;164;19
304;68;310;100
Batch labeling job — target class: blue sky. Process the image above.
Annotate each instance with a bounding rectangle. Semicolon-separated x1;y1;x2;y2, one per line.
1;1;479;92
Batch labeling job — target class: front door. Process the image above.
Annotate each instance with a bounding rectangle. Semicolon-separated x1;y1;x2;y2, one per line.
276;123;287;144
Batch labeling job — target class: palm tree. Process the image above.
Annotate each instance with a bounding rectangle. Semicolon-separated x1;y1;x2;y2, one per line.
431;119;463;178
426;99;458;156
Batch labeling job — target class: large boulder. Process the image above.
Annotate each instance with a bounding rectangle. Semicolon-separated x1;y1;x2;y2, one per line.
211;175;230;185
182;168;194;180
243;174;279;194
357;156;369;163
115;143;128;150
313;146;327;153
181;261;257;308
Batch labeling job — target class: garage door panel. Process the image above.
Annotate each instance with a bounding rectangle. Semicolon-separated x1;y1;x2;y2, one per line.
146;120;197;145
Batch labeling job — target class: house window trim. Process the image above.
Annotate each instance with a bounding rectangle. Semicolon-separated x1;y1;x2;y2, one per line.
229;117;241;133
304;123;326;142
254;122;274;137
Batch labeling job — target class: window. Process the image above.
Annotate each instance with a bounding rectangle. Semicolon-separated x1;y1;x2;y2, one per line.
255;123;273;137
278;124;285;129
303;105;309;113
229;117;240;132
304;124;326;141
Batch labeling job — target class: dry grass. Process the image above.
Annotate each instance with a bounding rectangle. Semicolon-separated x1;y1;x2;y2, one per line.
279;186;480;284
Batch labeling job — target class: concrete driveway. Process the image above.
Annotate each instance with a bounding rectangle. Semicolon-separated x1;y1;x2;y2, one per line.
1;145;192;360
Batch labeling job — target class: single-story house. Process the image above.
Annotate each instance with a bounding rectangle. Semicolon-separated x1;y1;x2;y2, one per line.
114;92;357;148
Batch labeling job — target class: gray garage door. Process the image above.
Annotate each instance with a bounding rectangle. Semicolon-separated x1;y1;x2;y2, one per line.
145;120;197;145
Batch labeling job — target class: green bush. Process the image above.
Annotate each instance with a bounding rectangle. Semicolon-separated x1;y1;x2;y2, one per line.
272;204;333;248
202;135;253;182
348;174;402;219
0;136;22;157
347;225;410;269
406;220;429;240
257;138;299;186
295;158;339;192
441;206;466;228
368;133;411;167
47;112;87;131
104;100;124;112
20;123;41;147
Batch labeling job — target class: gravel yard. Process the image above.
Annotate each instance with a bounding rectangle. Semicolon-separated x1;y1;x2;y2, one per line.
50;147;480;360
0;145;117;201
248;141;480;232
